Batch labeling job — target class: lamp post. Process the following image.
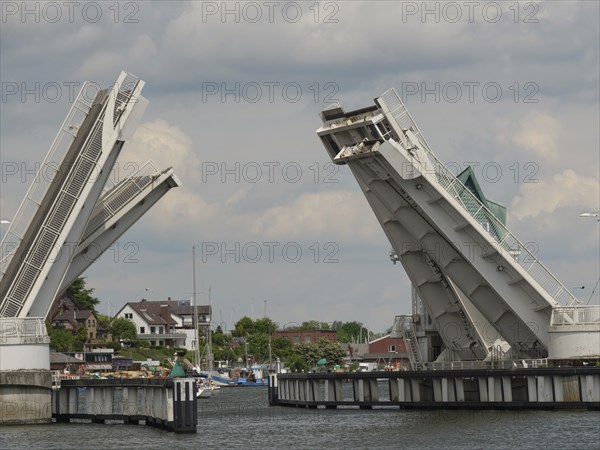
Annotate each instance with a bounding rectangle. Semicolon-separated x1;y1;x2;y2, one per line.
571;286;585;301
580;212;600;221
579;212;600;304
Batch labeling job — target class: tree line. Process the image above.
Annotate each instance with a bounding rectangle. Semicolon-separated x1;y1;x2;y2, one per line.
48;279;374;371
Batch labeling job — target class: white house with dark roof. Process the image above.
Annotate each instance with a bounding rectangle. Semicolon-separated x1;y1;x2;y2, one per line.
113;298;211;350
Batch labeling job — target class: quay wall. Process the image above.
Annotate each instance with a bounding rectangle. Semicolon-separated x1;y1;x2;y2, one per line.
0;370;53;424
52;378;197;433
0;318;52;425
270;367;600;410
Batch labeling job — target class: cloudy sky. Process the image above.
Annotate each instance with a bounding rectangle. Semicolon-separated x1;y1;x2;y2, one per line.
1;1;598;332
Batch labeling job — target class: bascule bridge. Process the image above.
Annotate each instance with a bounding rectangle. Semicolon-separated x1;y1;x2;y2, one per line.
0;72;181;423
317;89;600;368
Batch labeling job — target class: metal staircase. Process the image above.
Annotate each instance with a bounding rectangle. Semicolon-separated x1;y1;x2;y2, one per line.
401;317;423;370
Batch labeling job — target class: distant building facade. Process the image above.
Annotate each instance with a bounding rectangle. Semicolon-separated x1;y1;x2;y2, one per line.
364;334;410;370
49;351;86;374
49;293;110;342
272;329;337;345
113;298;211;350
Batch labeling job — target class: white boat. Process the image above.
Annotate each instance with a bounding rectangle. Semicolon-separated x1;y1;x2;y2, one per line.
200;370;235;387
196;379;212;399
196;386;212;398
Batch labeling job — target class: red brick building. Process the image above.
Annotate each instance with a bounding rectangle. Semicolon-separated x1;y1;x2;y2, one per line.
368;334;407;354
364;334;410;370
272;329;337;345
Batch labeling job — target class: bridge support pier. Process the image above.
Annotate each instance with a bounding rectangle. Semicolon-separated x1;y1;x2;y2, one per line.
0;318;52;425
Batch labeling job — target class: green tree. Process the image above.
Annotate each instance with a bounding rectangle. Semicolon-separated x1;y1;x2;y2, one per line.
253;317;278;335
335;321;370;343
46;323;76;352
316;338;346;365
230;316;280;363
287;354;309;372
285;320;331;331
46;323;86;352
272;337;292;359
110;317;137;342
233;316;254;337
292;342;320;367
248;332;270;361
96;313;111;328
66;277;99;311
74;324;87;350
211;326;238;363
289;338;346;369
212;325;226;346
233;316;277;336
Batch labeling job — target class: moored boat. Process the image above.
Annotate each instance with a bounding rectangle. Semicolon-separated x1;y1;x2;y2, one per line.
196;379;212;399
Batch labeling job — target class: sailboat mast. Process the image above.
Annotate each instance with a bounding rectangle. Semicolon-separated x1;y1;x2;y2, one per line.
193;246;199;369
208;286;213;372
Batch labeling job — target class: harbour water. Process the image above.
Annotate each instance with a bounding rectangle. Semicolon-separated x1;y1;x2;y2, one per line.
1;387;599;449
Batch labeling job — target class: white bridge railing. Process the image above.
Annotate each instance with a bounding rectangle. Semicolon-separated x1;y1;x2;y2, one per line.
378;88;580;307
551;306;600;326
82;161;161;240
0;84;96;281
0;317;49;344
426;358;548;371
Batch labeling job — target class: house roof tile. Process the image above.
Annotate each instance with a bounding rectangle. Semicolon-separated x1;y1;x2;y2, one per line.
125;300;210;326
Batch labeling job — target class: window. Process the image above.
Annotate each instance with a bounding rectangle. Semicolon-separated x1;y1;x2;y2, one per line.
140;327;145;334
304;336;311;343
293;336;299;343
150;326;156;334
388;345;396;352
125;313;133;319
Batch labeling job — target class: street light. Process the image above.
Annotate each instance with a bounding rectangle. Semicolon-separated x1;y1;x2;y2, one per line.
580;212;600;221
579;212;600;304
571;286;585;300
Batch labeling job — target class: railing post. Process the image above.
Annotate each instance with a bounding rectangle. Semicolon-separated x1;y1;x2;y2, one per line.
268;374;279;405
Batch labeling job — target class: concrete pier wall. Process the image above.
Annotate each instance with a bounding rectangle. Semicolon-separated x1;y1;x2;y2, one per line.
0;318;52;425
0;370;53;424
271;368;600;410
52;378;197;433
